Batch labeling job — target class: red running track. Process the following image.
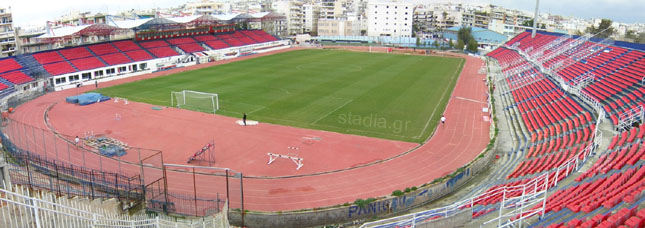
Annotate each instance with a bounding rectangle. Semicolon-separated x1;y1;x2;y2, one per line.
8;48;490;211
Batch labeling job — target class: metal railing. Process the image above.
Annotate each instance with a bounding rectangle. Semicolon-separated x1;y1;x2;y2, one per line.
0;182;229;227
361;49;604;227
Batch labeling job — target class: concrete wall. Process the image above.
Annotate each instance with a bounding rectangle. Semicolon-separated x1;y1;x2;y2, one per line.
229;143;496;227
417;208;472;228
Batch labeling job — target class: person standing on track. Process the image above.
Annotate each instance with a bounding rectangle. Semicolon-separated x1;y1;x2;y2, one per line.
441;115;446;127
243;112;247;126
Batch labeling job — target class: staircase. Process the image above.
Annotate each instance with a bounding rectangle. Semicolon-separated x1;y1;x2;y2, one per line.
15;54;50;79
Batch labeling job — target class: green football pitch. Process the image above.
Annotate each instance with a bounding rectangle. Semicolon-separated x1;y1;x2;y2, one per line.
97;49;464;143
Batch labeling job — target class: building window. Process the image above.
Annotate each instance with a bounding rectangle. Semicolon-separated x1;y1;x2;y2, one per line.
82;73;91;80
69;75;79;82
55;77;66;84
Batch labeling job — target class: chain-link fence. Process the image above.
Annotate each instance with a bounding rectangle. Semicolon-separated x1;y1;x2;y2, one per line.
1;112;241;218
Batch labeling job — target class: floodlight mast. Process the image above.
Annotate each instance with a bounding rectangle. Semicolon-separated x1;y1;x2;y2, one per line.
532;0;540;38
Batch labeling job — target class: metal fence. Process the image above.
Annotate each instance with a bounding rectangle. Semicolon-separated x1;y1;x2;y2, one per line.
0;182;229;228
0;110;242;218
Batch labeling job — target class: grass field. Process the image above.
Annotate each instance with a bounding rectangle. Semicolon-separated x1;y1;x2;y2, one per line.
97;49;464;143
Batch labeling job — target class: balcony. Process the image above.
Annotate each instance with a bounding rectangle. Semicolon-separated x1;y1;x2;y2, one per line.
0;39;15;44
0;30;14;37
2;47;16;53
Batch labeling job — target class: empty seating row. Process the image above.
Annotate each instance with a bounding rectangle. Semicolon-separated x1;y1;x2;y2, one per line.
13;30;279;84
203;40;230;50
488;31;645;225
166;37;197;45
0;71;34;84
139;40;170;49
32;51;64;64
100;53;132;66
43;61;76;76
112;40;141;52
222;38;245;46
88;43;119;56
0;58;23;73
540;165;645;214
193;35;217;42
544;207;645;228
59;47;93;60
176;43;205;53
124;50;154;62
70;57;106;71
147;47;180;58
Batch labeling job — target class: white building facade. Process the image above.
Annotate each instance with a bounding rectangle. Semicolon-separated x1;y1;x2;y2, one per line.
272;1;305;35
366;0;414;37
0;7;16;57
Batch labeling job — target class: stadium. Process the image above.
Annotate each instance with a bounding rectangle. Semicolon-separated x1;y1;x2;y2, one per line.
0;2;644;228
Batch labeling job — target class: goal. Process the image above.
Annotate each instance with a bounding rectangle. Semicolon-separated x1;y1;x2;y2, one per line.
171;90;219;113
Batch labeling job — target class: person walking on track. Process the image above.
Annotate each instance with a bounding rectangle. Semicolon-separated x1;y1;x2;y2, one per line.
441;115;446;126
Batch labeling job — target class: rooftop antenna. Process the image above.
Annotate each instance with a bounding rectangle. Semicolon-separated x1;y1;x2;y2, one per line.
532;0;540;38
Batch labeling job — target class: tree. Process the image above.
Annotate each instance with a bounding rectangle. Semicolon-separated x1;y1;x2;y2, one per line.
433;40;440;49
457;27;472;47
456;39;465;50
585;19;615;39
574;30;584;36
448;38;454;49
521;19;533;27
625;30;638;40
466;37;479;53
521;19;546;29
416;37;421;47
638;32;645;44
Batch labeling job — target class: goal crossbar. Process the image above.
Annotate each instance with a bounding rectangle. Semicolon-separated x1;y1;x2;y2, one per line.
171;90;219;114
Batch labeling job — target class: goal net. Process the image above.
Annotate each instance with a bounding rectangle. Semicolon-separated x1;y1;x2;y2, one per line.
171;90;219;114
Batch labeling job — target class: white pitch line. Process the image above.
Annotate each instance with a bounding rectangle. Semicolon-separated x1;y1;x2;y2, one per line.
416;58;465;139
311;98;354;124
454;96;487;104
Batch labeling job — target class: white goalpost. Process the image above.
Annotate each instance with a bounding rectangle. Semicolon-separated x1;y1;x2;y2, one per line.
171;90;220;114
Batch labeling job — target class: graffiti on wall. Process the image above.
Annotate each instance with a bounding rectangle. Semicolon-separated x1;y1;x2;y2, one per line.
347;167;471;218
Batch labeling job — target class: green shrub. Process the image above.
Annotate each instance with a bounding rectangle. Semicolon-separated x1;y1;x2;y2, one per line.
392;190;404;197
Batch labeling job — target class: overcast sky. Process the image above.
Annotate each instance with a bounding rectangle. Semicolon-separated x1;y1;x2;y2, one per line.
6;0;645;27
